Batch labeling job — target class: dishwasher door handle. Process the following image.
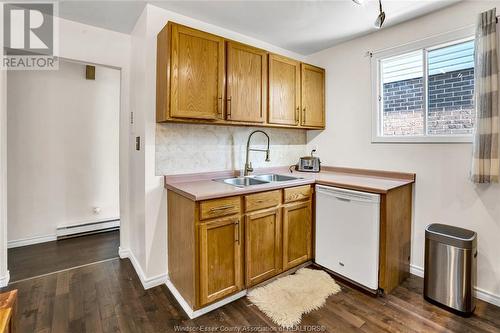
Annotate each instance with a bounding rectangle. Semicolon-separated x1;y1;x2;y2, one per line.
336;197;351;202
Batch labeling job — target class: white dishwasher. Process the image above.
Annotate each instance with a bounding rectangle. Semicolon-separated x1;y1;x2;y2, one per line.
315;185;381;291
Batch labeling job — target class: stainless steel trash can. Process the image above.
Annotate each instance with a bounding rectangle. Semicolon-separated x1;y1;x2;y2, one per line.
424;223;477;316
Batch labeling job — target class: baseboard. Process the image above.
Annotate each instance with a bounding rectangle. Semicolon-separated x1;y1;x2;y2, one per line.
119;247;167;289
165;278;247;319
8;234;57;248
8;218;120;248
57;218;120;238
118;246;130;259
410;264;424;277
475;287;500;307
410;264;500;307
0;270;9;287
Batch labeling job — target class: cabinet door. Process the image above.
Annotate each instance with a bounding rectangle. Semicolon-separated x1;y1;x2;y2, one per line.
268;54;301;126
226;42;267;123
245;208;281;286
301;64;325;128
283;201;312;270
170;23;225;120
199;216;242;306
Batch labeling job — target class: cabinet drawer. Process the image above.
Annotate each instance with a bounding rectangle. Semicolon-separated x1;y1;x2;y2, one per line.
199;197;241;220
245;190;281;212
284;185;311;203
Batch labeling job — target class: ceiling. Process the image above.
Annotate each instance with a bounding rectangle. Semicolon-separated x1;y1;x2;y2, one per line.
59;1;147;34
58;0;462;55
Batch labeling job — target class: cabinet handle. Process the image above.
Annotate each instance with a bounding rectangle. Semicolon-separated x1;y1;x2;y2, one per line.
235;220;240;244
209;205;235;212
226;97;232;119
217;97;223;118
296;107;299;124
302;107;306;123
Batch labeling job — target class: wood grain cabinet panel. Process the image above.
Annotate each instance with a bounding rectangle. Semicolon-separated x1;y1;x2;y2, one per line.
268;54;301;126
157;22;326;130
198;216;243;306
301;64;325;128
199;196;241;221
282;200;312;270
170;23;225;120
226;42;267;123
245;208;282;286
244;190;281;212
284;185;311;203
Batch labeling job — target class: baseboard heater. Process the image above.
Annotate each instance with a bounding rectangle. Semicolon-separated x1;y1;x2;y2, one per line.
56;218;120;239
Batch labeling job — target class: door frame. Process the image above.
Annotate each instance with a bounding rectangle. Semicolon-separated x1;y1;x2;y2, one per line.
0;56;130;287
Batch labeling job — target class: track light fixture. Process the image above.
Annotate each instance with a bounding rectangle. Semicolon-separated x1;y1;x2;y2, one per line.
374;0;386;29
352;0;386;29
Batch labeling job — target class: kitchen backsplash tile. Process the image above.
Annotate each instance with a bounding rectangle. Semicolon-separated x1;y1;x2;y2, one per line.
156;123;307;175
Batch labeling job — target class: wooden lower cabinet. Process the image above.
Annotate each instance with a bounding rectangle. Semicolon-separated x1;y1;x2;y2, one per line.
198;216;243;305
245;208;282;287
282;201;312;270
167;185;313;309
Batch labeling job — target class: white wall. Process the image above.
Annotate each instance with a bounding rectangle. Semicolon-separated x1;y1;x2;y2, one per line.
55;18;132;255
7;60;120;243
0;66;8;286
127;4;309;286
306;0;500;304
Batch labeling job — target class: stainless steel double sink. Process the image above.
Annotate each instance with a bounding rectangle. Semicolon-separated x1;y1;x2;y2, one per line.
214;174;302;187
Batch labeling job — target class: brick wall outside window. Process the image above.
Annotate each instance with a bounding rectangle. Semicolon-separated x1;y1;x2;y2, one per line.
382;68;474;136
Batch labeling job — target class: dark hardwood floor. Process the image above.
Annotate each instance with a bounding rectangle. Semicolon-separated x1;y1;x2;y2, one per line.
8;230;120;282
2;257;500;333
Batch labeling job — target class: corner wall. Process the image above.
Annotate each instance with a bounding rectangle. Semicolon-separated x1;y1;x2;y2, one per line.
306;0;500;305
0;64;9;287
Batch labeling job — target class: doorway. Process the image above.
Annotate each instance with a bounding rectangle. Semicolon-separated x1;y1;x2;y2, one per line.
6;59;122;282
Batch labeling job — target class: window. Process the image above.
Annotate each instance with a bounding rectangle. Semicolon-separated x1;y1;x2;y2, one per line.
372;27;475;143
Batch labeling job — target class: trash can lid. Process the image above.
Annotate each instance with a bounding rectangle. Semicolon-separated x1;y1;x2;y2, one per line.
425;223;477;249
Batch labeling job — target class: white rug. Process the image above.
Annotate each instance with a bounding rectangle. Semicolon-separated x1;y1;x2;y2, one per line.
247;268;341;328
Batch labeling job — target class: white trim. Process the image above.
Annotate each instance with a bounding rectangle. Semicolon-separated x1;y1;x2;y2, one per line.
0;271;10;288
120;248;168;289
7;234;57;248
56;218;120;237
372;135;473;144
57;216;120;229
118;246;130;259
475;287;500;308
410;264;500;307
165;278;247;319
371;25;476;144
410;264;424;277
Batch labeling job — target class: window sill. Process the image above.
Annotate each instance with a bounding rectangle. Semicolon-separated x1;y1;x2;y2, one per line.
371;135;473;144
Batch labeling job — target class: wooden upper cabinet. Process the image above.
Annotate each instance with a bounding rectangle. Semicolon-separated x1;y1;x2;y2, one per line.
301;64;325;128
282;200;312;270
245;208;282;286
169;23;225;120
226;42;267;123
156;22;325;129
268;54;301;126
198;216;243;306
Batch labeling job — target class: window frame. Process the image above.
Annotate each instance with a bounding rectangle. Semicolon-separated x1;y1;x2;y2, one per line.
371;26;476;143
